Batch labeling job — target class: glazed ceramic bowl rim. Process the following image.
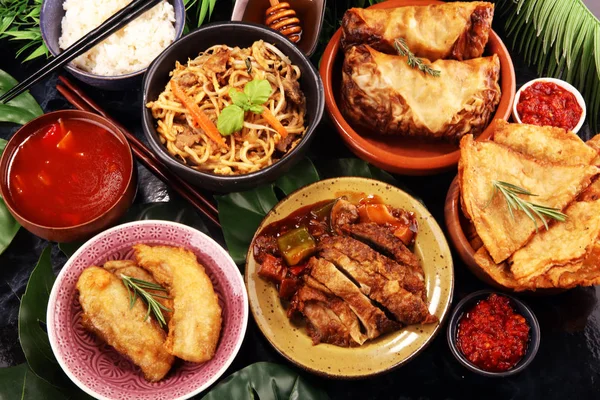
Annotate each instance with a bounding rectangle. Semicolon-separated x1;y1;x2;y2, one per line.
319;0;516;174
39;0;186;81
230;0;327;57
46;219;249;400
245;176;455;379
141;21;324;185
0;109;135;233
512;77;587;134
446;289;541;377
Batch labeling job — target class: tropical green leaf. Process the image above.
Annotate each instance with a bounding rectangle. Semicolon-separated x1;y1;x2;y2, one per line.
274;158;319;195
201;362;329;400
0;364;68;400
0;139;21;256
216;185;279;264
0;68;43;123
59;200;210;257
316;158;397;186
498;0;600;131
185;0;217;29
23;42;47;62
18;247;70;387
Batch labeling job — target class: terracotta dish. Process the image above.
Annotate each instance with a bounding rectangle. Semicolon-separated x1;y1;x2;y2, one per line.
245;177;454;378
444;177;565;293
444;177;502;288
0;110;136;243
319;0;515;175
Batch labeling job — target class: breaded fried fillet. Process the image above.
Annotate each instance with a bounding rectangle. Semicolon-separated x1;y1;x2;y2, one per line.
103;260;173;324
76;266;174;382
133;244;222;363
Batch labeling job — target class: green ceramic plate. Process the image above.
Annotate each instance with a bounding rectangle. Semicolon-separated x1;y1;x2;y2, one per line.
245;177;454;378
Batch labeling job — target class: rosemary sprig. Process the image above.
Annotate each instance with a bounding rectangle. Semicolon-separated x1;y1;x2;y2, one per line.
393;38;441;77
490;180;567;231
121;275;172;328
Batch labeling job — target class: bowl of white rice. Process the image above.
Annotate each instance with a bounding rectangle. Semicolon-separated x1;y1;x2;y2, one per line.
41;0;185;89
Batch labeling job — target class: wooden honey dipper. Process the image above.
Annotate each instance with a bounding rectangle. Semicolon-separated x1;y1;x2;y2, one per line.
265;0;302;43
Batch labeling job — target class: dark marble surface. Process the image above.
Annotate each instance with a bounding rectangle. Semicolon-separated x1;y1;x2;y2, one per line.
2;3;600;399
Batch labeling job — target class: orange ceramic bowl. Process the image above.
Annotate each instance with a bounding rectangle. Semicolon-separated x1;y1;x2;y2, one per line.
444;177;564;294
0;110;136;243
443;177;501;288
319;0;516;175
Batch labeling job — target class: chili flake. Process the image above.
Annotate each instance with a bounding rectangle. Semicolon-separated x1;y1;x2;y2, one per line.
516;81;582;131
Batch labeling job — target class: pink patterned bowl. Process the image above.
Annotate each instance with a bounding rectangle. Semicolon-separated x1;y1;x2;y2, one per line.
47;220;248;400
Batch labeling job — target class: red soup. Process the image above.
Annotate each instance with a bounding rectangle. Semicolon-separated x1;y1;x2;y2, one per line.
7;118;131;227
456;294;530;372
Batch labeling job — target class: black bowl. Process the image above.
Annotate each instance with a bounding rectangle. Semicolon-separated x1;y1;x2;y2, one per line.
40;0;185;90
446;290;541;377
142;21;324;193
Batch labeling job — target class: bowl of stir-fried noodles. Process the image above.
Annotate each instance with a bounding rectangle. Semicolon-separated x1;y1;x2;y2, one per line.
142;21;324;192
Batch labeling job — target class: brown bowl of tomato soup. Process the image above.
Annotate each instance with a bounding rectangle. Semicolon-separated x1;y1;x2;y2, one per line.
0;110;136;243
446;290;540;377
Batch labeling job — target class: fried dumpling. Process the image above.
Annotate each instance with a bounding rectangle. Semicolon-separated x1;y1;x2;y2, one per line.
76;267;174;382
492;120;597;166
459;134;600;263
341;45;501;141
509;179;600;282
341;2;494;61
133;244;222;363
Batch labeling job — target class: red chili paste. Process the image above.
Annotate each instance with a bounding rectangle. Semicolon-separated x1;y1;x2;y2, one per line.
456;294;530;372
516;81;582;131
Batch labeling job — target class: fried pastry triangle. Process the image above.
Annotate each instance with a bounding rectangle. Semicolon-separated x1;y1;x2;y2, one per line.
509;179;600;281
492;120;597;166
459;134;599;263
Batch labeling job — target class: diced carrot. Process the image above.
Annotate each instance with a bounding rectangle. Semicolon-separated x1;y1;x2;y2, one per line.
56;130;74;151
359;204;398;225
170;80;226;148
288;265;306;276
360;203;415;244
258;254;286;283
393;225;415;246
261;106;288;138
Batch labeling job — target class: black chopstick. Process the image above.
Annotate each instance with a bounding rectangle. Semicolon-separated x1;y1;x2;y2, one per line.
0;0;162;104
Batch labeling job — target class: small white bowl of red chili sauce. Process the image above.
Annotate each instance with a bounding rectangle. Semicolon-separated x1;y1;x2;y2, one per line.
447;290;540;377
512;77;586;133
0;110;136;243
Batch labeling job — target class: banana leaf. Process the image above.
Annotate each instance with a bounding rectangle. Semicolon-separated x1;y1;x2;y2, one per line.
201;362;329;400
215;158;319;264
0;364;68;400
18;246;70;387
0;69;43;125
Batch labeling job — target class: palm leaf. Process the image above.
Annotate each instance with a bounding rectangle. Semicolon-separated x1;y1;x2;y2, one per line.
498;0;600;132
